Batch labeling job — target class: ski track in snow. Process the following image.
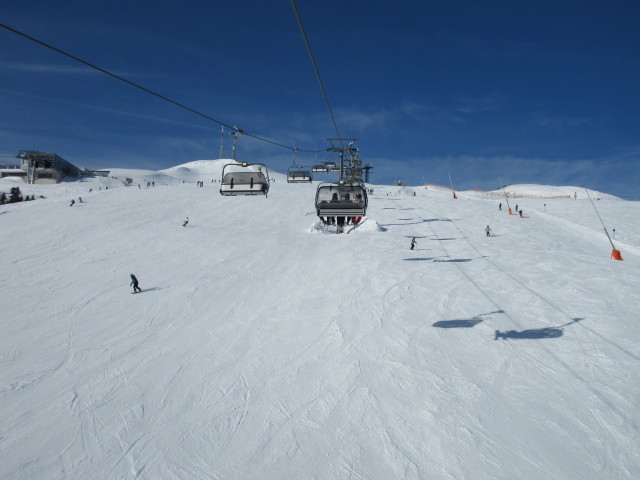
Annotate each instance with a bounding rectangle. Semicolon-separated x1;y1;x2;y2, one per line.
1;165;639;479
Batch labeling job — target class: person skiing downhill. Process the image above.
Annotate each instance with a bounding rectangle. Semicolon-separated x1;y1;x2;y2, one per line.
485;225;492;237
130;274;142;293
410;237;417;250
182;217;189;227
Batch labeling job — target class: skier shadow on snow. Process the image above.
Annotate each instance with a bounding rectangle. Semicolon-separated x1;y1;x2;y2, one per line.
495;318;585;340
133;287;165;294
433;311;504;329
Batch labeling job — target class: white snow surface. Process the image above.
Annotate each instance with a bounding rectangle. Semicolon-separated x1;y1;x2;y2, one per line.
1;160;639;479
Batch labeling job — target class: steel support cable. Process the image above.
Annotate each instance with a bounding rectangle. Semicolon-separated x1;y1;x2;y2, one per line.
0;23;318;153
289;0;343;145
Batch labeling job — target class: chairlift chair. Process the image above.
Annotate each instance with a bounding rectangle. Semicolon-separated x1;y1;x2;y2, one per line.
315;182;368;218
324;161;337;170
220;162;270;196
287;165;313;183
312;163;328;173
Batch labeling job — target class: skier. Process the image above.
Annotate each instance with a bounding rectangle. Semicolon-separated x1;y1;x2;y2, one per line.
69;199;75;207
410;237;417;250
130;274;142;293
499;202;502;211
485;225;492;237
78;197;83;203
519;210;523;218
182;217;189;227
452;192;457;199
515;204;518;212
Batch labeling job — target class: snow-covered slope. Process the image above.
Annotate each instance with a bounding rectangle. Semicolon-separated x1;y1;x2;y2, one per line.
485;183;618;199
1;166;639;479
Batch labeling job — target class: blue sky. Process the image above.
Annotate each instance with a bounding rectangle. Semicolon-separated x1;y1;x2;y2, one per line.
2;0;639;196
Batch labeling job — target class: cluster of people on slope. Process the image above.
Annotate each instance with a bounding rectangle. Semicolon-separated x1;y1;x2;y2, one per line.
498;202;523;217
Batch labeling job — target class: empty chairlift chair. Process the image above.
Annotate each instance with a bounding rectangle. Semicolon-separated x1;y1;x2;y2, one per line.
219;162;270;196
287;166;313;183
312;163;328;173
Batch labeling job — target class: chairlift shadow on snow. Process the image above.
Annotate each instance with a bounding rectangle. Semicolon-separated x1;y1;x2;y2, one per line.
495;318;585;341
495;327;563;340
379;219;434;227
433;255;487;263
434;319;483;328
433;310;504;329
434;258;473;263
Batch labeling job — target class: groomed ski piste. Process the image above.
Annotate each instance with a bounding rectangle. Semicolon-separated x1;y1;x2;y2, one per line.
1;159;639;479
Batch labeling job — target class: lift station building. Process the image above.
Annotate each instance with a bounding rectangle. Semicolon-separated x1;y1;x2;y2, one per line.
0;151;85;184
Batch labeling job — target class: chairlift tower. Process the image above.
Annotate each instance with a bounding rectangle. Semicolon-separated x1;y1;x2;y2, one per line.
326;138;361;183
219;126;225;159
230;129;243;161
362;164;374;184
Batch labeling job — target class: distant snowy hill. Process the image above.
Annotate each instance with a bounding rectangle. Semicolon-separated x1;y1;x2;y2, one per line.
486;183;619;200
1;163;638;479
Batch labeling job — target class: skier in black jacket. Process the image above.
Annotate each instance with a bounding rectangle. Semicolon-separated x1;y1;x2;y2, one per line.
130;274;142;293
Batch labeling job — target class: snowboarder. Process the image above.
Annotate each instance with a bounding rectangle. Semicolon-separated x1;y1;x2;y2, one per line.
182;217;189;227
130;274;142;293
410;237;417;250
519;210;523;218
452;192;457;199
78;197;83;203
485;225;492;237
499;202;502;211
69;199;75;207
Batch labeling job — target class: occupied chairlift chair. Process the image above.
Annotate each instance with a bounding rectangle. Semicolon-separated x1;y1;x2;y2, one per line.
315;182;368;219
219;130;270;196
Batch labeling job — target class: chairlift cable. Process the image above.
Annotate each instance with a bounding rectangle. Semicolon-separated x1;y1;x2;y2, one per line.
0;23;318;153
289;0;343;145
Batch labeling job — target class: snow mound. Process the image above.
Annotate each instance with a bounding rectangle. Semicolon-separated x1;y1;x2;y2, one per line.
308;217;383;234
348;217;384;233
